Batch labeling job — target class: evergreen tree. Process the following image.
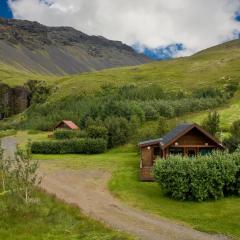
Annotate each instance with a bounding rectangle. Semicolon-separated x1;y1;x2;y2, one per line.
202;111;220;137
157;117;169;137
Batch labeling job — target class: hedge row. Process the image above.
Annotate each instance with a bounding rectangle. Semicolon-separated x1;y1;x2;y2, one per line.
53;130;87;140
31;138;107;154
154;151;240;201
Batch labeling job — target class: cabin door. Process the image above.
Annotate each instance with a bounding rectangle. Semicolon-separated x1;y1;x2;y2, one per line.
186;147;197;157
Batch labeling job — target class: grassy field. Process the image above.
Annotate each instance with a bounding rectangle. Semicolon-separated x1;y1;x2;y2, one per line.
29;135;240;239
0;190;134;240
0;63;57;87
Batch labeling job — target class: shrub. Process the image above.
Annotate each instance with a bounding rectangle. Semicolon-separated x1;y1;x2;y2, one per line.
86;126;108;140
53;130;86;140
31;138;107;154
154;152;239;201
53;130;76;139
202;111;220;137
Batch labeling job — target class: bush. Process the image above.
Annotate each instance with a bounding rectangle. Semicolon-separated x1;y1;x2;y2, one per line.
86;126;108;140
53;130;76;139
154;151;239;201
53;130;86;140
31;138;107;154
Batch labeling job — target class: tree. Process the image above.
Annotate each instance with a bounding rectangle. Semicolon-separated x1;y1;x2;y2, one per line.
202;111;220;137
104;117;130;148
157;117;169;137
11;141;42;204
87;125;108;140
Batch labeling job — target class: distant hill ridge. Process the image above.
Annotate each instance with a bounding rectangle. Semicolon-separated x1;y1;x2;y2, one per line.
0;18;150;75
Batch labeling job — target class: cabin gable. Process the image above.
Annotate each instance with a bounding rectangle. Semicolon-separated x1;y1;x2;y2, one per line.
169;128;219;147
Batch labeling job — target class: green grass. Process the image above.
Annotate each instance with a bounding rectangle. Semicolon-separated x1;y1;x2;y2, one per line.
32;143;240;239
185;94;240;130
0;63;57;87
0;190;134;240
0;129;17;138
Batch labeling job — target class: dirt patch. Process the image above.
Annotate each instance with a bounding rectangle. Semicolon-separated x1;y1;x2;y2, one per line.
40;167;230;240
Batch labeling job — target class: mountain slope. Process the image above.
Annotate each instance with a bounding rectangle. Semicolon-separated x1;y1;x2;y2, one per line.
48;39;240;100
0;18;150;75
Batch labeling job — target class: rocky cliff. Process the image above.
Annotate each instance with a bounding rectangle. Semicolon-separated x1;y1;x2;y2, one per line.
0;18;150;75
0;83;29;119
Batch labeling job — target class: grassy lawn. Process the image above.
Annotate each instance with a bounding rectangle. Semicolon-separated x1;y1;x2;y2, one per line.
0;191;134;240
33;143;240;239
0;129;17;138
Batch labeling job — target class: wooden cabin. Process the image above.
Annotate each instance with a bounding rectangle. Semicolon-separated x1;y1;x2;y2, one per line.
54;120;79;130
139;123;224;181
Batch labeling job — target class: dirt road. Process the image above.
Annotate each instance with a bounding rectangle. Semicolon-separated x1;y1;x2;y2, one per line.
40;168;229;240
1;137;230;240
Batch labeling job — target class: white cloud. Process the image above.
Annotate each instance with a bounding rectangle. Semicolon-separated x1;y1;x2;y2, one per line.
8;0;240;55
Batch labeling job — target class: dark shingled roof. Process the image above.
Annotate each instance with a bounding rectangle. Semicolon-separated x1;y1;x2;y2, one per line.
160;123;193;145
139;123;193;147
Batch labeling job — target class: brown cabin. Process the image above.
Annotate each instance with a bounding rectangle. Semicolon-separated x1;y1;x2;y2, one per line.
139;123;225;181
54;120;79;130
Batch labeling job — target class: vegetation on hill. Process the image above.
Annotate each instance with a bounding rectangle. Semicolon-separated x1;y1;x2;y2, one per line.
1;39;240;143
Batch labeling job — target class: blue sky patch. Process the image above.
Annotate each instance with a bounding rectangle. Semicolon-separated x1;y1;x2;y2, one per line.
133;43;185;60
0;0;13;18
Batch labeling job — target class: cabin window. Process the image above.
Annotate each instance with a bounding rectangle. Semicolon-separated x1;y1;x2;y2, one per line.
199;148;213;156
154;147;160;156
169;147;184;156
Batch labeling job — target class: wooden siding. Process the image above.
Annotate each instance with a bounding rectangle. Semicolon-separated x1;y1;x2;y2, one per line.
175;128;218;146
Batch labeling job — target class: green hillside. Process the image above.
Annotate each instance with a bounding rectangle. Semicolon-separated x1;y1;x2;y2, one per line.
0;63;57;87
49;39;240;100
1;39;240;136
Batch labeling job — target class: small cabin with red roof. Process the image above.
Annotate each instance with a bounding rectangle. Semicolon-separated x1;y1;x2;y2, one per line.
54;120;79;130
139;123;225;181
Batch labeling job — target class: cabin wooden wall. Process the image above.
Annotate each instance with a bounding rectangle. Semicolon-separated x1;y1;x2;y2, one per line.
56;123;69;130
140;145;159;181
176;129;217;146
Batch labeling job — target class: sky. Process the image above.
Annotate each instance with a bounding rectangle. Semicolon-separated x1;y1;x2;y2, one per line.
1;0;240;59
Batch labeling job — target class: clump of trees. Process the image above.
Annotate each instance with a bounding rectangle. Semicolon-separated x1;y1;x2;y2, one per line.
154;151;240;201
0;141;41;205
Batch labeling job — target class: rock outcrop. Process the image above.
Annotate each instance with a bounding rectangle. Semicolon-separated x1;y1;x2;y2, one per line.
0;83;29;119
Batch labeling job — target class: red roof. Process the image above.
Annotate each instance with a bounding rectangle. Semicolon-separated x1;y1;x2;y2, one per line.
63;120;79;130
55;120;79;130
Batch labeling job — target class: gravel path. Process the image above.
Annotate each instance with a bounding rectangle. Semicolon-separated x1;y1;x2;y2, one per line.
1;137;231;240
40;168;230;240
